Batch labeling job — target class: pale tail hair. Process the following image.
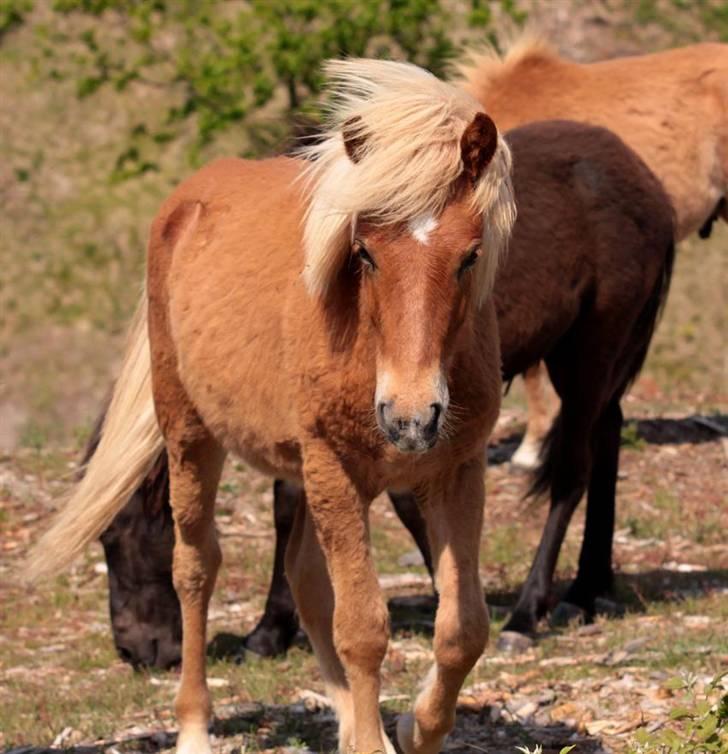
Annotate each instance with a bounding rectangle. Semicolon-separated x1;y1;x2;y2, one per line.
25;297;164;582
299;57;516;305
454;31;558;100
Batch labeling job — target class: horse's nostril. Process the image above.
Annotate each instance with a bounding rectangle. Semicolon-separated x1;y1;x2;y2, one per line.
117;645;134;664
423;403;443;440
376;401;387;424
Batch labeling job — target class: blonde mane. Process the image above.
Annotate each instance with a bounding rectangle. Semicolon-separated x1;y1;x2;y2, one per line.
455;32;559;100
299;58;516;304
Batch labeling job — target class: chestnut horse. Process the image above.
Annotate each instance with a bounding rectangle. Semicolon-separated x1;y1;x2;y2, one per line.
95;120;675;666
27;59;515;754
460;36;728;468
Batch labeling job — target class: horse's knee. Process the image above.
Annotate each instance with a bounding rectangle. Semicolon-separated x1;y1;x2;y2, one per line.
434;598;489;672
172;529;222;597
334;598;390;673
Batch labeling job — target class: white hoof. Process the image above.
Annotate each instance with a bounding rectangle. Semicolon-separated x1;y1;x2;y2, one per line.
176;723;212;754
396;712;445;754
511;436;541;470
397;712;417;754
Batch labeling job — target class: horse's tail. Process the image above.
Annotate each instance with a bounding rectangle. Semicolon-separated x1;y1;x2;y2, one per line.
26;296;165;582
530;238;676;499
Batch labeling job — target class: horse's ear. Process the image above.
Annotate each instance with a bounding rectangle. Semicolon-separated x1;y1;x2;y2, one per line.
342;116;367;163
461;112;499;184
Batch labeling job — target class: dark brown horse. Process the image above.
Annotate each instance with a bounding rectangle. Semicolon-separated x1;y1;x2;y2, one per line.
93;120;674;666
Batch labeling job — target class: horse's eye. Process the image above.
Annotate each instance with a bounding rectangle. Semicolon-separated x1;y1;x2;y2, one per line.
353;240;377;271
458;246;481;278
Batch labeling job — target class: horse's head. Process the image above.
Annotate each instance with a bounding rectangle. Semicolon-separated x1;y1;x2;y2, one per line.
100;471;181;669
301;60;515;452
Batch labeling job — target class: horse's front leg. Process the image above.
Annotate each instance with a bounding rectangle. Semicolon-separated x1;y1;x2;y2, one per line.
397;457;489;754
302;439;392;754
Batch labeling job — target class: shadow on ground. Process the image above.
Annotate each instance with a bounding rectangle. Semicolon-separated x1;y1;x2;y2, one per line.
2;703;607;754
488;412;727;465
386;567;728;638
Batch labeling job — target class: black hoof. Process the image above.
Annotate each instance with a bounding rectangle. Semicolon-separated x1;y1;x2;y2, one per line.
207;632;247;663
550;601;588;628
594;597;626;619
244;624;296;658
496;630;535;653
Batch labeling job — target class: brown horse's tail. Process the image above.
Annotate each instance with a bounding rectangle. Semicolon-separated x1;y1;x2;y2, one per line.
530;238;676;499
25;296;164;582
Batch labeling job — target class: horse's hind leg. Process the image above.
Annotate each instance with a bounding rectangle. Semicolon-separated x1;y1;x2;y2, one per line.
397;458;489;754
153;363;225;751
498;394;596;650
558;399;622;617
389;490;434;579
165;426;225;754
511;362;558;470
244;480;300;657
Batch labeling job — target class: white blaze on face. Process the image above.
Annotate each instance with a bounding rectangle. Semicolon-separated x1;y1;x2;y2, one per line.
374;369;392;411
408;213;439;245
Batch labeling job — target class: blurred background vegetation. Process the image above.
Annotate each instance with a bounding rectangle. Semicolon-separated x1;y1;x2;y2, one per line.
0;0;726;449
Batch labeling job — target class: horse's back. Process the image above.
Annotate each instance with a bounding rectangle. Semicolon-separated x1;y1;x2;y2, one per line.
147;156;307;474
479;42;727;238
497;120;673;378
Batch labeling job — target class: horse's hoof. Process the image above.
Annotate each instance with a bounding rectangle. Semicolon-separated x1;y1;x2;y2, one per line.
594;597;626;618
243;622;298;658
510;437;541;470
496;630;535;653
176;723;212;754
396;712;443;754
550;601;587;628
397;712;417;754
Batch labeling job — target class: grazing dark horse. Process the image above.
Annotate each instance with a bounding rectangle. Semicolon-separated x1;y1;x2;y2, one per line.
94;120;674;665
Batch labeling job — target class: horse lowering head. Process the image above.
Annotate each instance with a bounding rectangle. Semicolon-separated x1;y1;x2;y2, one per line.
301;60;515;452
99;457;182;669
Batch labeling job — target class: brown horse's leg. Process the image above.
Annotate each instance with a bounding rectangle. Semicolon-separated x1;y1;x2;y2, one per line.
301;441;392;754
244;479;300;657
560;400;622;613
498;400;594;649
397;458;488;754
285;495;359;752
388;491;434;579
512;362;556;470
166;431;225;754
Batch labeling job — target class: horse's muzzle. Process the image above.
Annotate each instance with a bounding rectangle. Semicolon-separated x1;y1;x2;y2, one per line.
376;401;443;453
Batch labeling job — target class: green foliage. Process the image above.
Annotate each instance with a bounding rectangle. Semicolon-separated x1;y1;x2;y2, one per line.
629;673;728;753
0;0;31;38
26;0;467;173
700;0;728;42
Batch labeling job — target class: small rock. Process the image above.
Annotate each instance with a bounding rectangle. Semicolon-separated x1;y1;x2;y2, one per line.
536;688;556;705
623;637;649;654
515;700;538;720
496;630;534;653
295;688;332;712
575;623;603;636
52;728;73;747
398;548;425;567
